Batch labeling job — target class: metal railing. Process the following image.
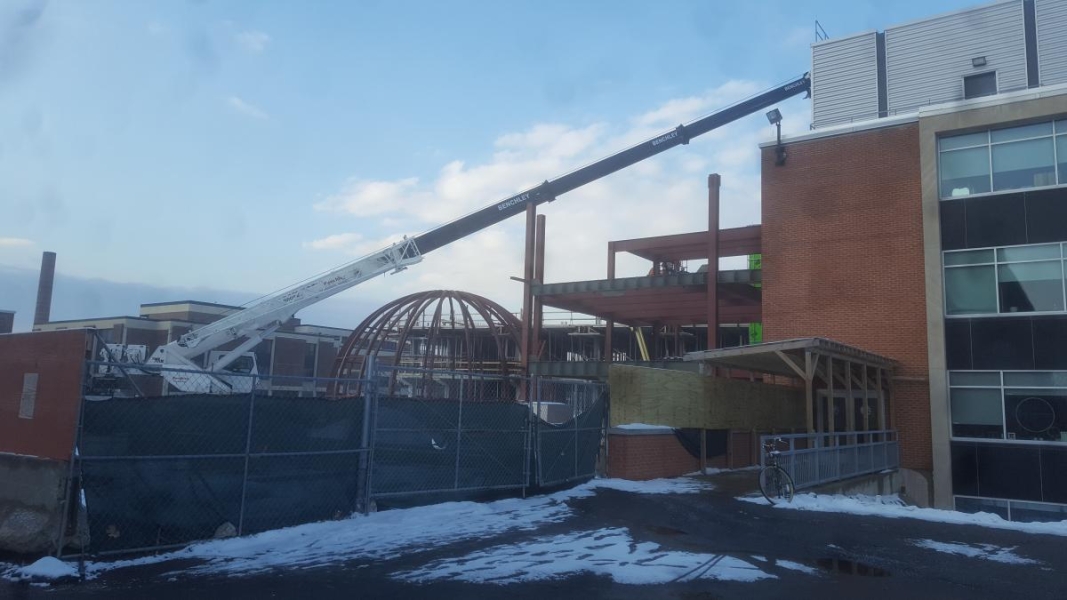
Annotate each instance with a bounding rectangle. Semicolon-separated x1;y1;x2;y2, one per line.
760;431;900;490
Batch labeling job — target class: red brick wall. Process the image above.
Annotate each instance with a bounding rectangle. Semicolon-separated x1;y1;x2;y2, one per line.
607;433;732;480
0;330;89;460
761;123;931;471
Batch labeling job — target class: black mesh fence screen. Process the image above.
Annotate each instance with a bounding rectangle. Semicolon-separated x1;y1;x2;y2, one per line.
73;361;607;555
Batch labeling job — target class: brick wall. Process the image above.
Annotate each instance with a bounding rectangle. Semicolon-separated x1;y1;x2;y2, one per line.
606;432;742;480
761;123;932;471
0;330;89;460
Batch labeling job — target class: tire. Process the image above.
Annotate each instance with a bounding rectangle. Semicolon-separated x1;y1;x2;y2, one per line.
758;466;795;505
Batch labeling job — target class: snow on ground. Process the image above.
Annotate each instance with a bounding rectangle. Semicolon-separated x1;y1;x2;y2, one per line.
613;423;674;430
740;493;1067;537
396;527;773;585
911;539;1040;565
1;477;706;582
2;556;78;581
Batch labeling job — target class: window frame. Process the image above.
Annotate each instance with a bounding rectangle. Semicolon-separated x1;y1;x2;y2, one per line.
948;369;1067;445
962;70;998;100
938;117;1067;200
943;242;1067;318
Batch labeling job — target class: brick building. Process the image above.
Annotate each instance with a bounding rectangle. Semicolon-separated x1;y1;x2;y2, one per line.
33;300;350;383
762;0;1067;518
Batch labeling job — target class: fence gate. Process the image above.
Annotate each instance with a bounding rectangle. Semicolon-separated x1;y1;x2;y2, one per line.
534;379;608;487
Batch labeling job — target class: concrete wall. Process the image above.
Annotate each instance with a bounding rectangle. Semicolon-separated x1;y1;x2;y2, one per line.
918;90;1067;508
608;365;805;430
761;123;933;475
0;329;88;460
0;453;69;554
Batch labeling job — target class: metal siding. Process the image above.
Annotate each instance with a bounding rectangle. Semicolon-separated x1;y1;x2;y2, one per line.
812;32;880;128
1036;0;1067;85
886;1;1027;114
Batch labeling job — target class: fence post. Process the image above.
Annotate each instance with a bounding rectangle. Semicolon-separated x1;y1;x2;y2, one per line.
359;356;376;515
454;376;465;490
56;360;91;558
237;373;257;536
573;381;579;480
535;377;543;486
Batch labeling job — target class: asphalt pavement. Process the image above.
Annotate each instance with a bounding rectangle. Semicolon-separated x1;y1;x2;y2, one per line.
4;471;1065;600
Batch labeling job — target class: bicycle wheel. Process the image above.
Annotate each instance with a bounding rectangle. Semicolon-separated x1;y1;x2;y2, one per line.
758;466;795;504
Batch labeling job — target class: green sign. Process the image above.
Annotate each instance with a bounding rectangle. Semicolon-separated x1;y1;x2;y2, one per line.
748;322;763;344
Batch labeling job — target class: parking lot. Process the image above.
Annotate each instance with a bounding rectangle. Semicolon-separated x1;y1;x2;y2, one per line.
4;472;1065;600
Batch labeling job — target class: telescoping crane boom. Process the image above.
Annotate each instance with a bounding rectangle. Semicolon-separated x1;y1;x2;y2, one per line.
143;73;810;392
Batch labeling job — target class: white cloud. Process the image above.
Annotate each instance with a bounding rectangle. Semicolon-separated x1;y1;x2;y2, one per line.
146;21;165;36
303;232;363;251
235;30;270;53
226;96;268;120
308;78;792;313
0;237;33;248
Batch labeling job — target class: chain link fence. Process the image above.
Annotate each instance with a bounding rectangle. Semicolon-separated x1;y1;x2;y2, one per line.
70;360;608;555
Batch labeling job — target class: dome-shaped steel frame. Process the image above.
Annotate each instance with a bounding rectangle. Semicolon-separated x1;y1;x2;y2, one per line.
332;290;523;384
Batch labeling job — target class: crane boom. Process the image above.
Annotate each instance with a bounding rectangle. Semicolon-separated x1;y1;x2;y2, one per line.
410;73;810;255
141;73;810;391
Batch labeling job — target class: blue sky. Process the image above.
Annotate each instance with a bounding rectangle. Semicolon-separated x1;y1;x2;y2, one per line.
0;0;980;331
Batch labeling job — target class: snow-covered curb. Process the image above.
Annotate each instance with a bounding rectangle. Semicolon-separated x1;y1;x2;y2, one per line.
2;477;709;584
739;492;1067;536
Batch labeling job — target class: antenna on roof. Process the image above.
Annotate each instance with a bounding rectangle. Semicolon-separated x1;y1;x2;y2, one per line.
815;20;829;42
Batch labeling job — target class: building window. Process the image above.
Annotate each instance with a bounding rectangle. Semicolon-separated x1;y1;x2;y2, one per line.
963;71;997;100
939;118;1067;199
944;243;1066;316
949;370;1067;443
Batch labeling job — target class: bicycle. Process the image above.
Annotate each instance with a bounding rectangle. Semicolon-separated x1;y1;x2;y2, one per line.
758;437;795;504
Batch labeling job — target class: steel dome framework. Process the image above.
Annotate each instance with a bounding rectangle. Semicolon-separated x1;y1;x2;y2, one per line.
332;290;524;388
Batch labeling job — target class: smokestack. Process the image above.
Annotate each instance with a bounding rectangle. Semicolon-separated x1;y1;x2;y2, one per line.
0;310;13;334
34;251;56;326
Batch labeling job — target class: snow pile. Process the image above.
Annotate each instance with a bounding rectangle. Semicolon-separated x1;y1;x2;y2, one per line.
741;493;1067;536
397;527;773;584
60;477;706;579
585;477;710;495
613;423;674;431
911;539;1040;565
3;557;78;581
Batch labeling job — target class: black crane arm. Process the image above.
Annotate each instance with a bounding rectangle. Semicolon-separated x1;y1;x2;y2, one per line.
410;73;810;256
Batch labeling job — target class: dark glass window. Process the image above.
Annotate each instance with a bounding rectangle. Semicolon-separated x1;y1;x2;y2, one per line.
939;199;966;250
970;318;1034;370
1033;316;1067;370
945;320;973;370
1004;390;1067;442
1041;446;1067;504
963;71;997;99
950;443;979;496
976;444;1042;501
1025;188;1067;244
965;195;1027;248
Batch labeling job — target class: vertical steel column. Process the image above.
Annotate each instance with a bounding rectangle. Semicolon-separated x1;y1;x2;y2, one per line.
237;375;257;536
573;382;579;480
804;351;814;433
531;215;546;363
604;243;616;363
520;203;536;377
707;174;721;352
